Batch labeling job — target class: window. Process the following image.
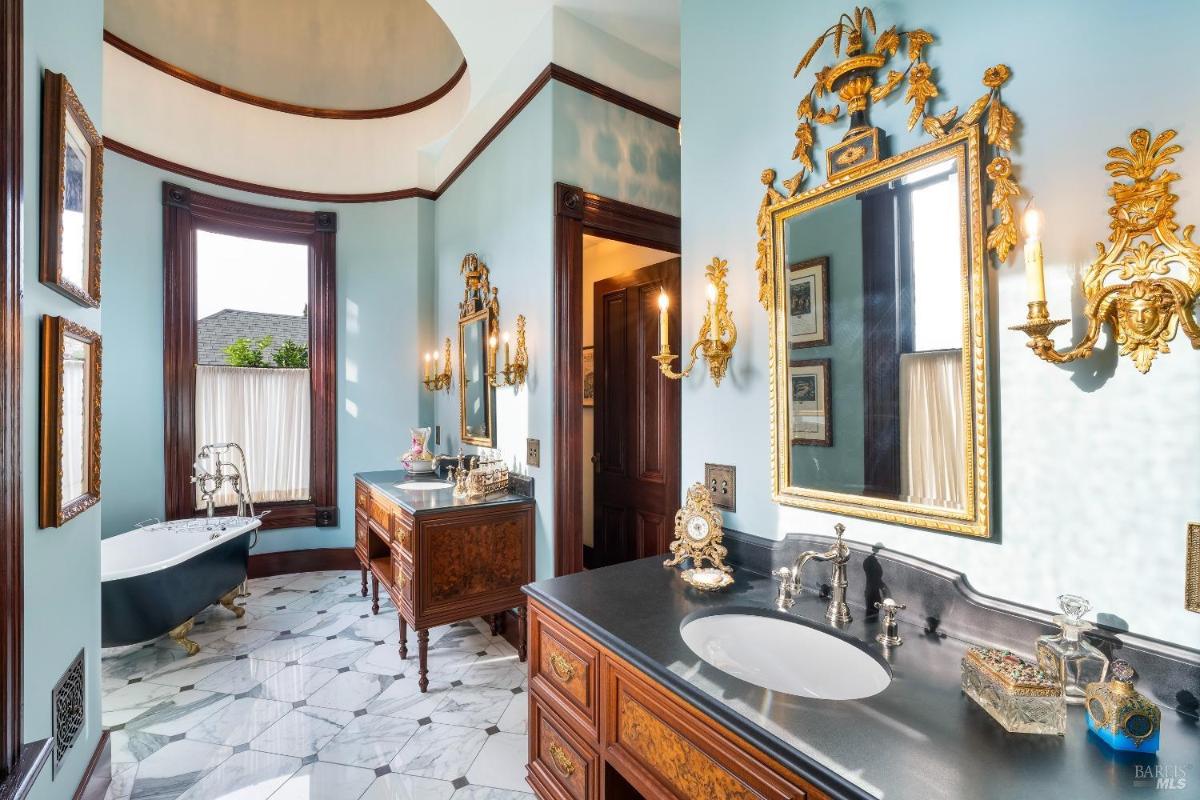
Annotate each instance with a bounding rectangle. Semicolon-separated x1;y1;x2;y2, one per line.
162;183;337;529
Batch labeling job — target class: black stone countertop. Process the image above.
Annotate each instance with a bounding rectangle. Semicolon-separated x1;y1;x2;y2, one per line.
355;469;532;515
524;556;1199;800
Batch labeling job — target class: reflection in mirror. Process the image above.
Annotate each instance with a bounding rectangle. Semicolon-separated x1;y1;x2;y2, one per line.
770;129;990;537
459;310;494;445
40;316;101;528
60;115;91;292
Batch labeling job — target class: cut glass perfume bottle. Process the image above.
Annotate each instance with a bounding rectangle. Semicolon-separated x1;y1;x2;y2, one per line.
1036;594;1109;705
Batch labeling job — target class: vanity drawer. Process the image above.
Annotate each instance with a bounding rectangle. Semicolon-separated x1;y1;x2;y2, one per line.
354;480;370;515
391;558;413;612
530;607;599;740
367;492;393;542
603;658;819;800
529;694;598;800
393;513;414;557
355;516;368;551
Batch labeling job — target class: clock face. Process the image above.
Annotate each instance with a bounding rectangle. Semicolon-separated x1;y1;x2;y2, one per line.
686;515;710;542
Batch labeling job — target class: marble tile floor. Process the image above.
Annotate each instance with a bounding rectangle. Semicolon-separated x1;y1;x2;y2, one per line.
101;570;532;800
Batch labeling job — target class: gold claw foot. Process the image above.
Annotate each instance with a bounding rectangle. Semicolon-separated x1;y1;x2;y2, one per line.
219;588;246;618
168;619;200;656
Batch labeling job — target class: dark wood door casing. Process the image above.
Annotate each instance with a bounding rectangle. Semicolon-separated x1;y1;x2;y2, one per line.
592;260;681;567
162;183;338;530
553;183;681;577
0;0;21;781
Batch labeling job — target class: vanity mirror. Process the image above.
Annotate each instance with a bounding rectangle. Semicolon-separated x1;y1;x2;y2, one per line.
758;7;1014;537
458;253;499;446
40;316;102;528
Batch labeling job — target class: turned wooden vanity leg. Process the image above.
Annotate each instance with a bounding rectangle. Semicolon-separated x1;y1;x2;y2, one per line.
371;574;380;615
489;614;500;636
398;614;408;660
360;565;368;597
517;605;528;663
417;629;429;692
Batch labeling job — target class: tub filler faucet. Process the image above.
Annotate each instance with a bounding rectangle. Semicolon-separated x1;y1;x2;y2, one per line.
192;442;257;523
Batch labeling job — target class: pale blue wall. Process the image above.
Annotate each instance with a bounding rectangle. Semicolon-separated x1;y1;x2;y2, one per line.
681;0;1200;643
100;153;432;555
21;1;104;797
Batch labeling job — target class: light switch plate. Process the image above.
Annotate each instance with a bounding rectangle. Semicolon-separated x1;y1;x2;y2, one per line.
705;463;736;511
526;438;541;468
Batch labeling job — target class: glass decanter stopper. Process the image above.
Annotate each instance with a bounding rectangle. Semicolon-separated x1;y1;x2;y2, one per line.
1036;594;1109;704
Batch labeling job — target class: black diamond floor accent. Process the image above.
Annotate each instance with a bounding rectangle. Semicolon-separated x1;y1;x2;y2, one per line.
128;677;142;684
310;590;319;594
511;687;524;695
374;641;385;646
360;614;369;619
451;777;469;789
326;635;338;640
338;667;351;674
374;765;391;777
302;754;319;766
292;700;307;708
109;723;125;732
280;631;291;636
353;708;368;717
475;651;487;657
484;725;500;736
179;685;194;692
169;733;187;742
235;691;252;700
417;717;432;726
237;625;248;631
235;654;248;661
276;606;287;611
286;660;300;667
450;680;463;688
233;743;250;754
316;610;327;615
393;674;404;680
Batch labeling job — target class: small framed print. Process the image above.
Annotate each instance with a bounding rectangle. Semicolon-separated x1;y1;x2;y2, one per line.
787;256;829;348
40;70;103;308
789;358;831;447
581;346;595;407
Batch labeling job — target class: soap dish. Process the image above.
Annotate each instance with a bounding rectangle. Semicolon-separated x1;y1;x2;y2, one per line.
961;646;1065;735
680;567;734;592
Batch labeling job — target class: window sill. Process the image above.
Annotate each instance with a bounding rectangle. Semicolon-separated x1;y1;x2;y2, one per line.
0;739;51;800
193;501;338;530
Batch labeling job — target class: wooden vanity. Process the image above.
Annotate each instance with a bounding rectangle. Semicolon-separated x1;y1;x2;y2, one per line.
353;470;534;691
527;600;828;800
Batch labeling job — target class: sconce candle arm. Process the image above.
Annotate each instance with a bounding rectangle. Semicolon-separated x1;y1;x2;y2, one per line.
654;258;738;387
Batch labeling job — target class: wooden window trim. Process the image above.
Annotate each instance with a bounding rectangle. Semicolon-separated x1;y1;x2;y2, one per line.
162;182;338;530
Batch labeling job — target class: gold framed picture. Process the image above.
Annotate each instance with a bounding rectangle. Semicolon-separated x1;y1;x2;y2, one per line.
39;70;102;308
582;345;595;407
1188;522;1198;613
40;316;102;528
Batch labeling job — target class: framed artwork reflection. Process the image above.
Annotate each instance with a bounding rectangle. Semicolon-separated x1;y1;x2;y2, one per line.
789;358;831;447
40;70;103;308
787;256;829;348
582;346;595;407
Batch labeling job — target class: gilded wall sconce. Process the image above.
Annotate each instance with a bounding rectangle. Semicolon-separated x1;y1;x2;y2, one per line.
422;337;452;392
653;257;737;386
1011;129;1200;373
488;314;528;388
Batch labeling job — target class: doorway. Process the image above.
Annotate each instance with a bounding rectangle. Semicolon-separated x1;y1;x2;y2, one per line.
552;184;681;576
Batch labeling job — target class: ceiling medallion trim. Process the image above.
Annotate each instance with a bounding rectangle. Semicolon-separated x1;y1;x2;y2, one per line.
103;30;467;121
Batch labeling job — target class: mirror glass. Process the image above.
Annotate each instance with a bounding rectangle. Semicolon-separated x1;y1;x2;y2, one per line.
61;333;90;503
459;310;494;445
771;132;990;536
60;113;92;292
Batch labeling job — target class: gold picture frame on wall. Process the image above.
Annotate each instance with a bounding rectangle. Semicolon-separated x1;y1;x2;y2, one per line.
1187;523;1199;613
40;316;102;528
39;70;103;308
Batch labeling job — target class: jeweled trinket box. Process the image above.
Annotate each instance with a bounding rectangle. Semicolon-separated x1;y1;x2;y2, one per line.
961;646;1066;735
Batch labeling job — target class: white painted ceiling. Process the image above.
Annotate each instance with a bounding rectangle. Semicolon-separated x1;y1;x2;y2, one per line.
104;0;465;110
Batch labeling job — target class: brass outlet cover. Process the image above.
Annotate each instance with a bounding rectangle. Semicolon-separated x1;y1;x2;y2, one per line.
705;464;736;511
1187;523;1199;614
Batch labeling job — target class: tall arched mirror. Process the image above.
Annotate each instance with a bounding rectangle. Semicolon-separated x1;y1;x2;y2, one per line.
457;253;498;447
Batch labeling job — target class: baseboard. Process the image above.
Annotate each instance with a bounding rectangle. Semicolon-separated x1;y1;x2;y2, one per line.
247;547;359;578
72;731;110;800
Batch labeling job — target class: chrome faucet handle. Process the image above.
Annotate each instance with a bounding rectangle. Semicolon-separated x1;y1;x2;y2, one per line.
874;597;906;647
772;567;795;609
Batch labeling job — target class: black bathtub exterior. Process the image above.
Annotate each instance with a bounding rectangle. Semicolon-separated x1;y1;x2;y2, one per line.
101;531;251;648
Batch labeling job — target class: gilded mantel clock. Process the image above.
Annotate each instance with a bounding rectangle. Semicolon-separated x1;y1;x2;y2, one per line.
665;483;733;590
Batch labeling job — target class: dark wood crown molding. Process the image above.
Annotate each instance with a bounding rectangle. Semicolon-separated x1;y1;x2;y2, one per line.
103;62;679;204
103;30;467;121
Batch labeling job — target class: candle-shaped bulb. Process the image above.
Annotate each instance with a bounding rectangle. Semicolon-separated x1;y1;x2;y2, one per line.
706;282;717;302
706;281;718;342
658;292;669;312
1022;204;1047;303
502;332;511;368
658;291;670;353
424;352;431;380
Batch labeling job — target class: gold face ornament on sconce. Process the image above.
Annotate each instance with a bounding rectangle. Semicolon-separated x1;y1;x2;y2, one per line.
421;337;452;392
1010;129;1200;373
653;257;738;386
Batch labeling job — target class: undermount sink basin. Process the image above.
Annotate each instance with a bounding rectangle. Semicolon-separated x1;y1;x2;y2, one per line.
394;481;453;491
680;611;891;700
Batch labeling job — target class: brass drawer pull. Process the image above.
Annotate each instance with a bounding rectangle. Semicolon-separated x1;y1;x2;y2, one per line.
549;742;576;777
549;651;576;682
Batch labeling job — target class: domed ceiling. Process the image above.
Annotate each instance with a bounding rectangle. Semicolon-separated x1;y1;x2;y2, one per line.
104;0;465;113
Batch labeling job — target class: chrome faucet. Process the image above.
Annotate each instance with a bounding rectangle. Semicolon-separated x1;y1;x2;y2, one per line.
192;442;256;520
790;523;853;625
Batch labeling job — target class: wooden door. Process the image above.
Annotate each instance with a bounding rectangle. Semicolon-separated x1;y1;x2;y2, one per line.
592;259;681;568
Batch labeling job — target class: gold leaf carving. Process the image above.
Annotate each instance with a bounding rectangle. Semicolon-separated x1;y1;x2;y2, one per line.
797;96;813;120
958;92;992;128
783;170;807;197
986;101;1016;151
869;69;903;102
874;26;899;57
792;121;815;171
794;36;826;77
922;116;945;138
814;105;841;125
907;29;933;61
934;106;958;127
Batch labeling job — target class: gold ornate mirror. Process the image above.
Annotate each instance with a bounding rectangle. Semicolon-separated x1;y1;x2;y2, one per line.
40;315;102;528
457;253;499;447
757;7;1017;538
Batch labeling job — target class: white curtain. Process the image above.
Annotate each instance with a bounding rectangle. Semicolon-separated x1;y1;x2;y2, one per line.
899;350;964;509
62;358;86;502
195;365;310;507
